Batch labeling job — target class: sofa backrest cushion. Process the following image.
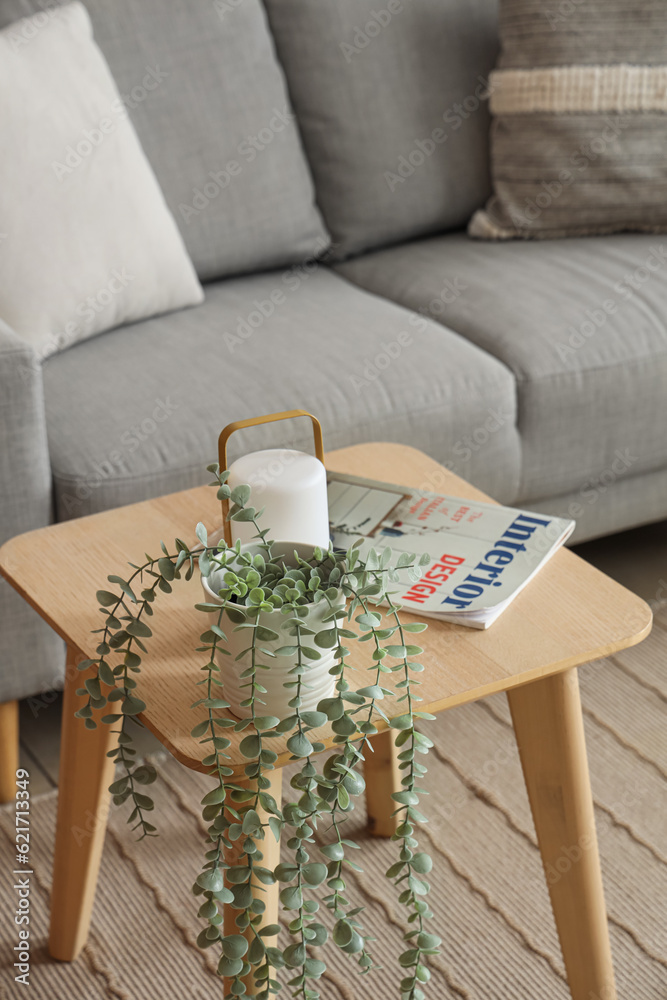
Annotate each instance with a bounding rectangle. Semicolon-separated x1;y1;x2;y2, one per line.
0;0;329;282
263;0;499;259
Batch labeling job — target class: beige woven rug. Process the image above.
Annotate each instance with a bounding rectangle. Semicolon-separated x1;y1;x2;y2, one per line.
1;612;666;999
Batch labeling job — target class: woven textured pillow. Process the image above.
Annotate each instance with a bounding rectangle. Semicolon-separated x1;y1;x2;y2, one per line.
469;0;667;240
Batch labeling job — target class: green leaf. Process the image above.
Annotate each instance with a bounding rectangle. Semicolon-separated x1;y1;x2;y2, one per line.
201;786;226;805
133;765;157;785
389;714;413;731
230;484;251;506
384;644;409;658
224;606;247;624
217;956;244;978
356;684;384;700
96;590;118;606
222;934;248;960
306;923;328;947
195;522;208;546
84;677;101;701
133;793;154;810
158;557;175;581
318;697;344;721
320;842;344;862
239;734;261;759
411;852;433;875
259;924;281;937
355;612;382;628
121;696;146;716
126;619;152;638
248;587;266;605
299;711;327;729
417;932;441;950
304;957;326;979
284;942;306;968
402;622;428;632
279;885;303;910
230;506;256;522
286;732;313;758
274;862;298;882
331;715;357;737
98;662;115;687
255;626;279;642
197;899;218;920
196;869;224;893
301;863;327;887
252;715;280;731
241;809;262;835
107;575;137;603
391;790;420;805
333;920;353;948
314;628;337;649
342;930;364;955
248;935;265;965
337;785;350;810
268;815;282;843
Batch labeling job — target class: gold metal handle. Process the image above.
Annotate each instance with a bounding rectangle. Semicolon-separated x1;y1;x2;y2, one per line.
217;409;325;542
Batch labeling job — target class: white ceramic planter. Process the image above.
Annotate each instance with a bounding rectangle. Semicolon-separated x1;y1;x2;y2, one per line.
201;543;342;720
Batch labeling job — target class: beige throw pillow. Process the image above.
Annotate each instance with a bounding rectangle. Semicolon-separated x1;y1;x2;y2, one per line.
0;2;203;358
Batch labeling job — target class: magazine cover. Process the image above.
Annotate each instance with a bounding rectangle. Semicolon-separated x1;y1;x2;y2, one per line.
327;472;575;628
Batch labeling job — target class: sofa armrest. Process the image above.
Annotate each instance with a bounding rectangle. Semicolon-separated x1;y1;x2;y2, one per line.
0;321;52;544
0;323;62;705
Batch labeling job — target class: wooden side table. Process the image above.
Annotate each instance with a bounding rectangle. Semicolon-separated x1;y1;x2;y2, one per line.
0;444;652;999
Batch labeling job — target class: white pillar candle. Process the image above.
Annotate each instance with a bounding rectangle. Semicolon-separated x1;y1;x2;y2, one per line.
227;448;330;548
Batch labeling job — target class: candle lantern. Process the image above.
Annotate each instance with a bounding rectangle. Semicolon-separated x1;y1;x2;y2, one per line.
217;410;329;548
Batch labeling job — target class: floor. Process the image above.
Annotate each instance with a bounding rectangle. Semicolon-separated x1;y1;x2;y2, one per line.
16;517;667;794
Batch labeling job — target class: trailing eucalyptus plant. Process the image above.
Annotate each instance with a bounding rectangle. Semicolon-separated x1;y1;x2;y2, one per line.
77;464;439;1000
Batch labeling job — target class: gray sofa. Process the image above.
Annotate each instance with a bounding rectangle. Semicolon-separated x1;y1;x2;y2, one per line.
2;0;667;718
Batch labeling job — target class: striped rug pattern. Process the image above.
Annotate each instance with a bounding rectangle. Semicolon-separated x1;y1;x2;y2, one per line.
1;611;666;999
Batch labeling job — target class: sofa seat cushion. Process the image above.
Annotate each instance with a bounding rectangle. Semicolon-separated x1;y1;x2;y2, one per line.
0;0;329;283
42;270;520;520
337;233;667;502
263;0;498;259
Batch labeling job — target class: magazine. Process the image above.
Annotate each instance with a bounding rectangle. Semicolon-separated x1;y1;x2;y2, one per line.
327;472;575;629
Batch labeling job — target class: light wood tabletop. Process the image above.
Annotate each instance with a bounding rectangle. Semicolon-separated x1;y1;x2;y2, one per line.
0;442;650;999
0;442;651;775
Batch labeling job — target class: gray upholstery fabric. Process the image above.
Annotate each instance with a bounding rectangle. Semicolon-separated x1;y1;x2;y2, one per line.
532;465;667;546
263;0;498;259
0;322;65;703
42;269;521;517
0;0;328;282
337;232;667;503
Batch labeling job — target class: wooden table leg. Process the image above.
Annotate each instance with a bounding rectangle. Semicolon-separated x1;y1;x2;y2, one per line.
507;668;617;1000
224;768;282;996
0;700;19;804
364;728;401;837
49;647;118;961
